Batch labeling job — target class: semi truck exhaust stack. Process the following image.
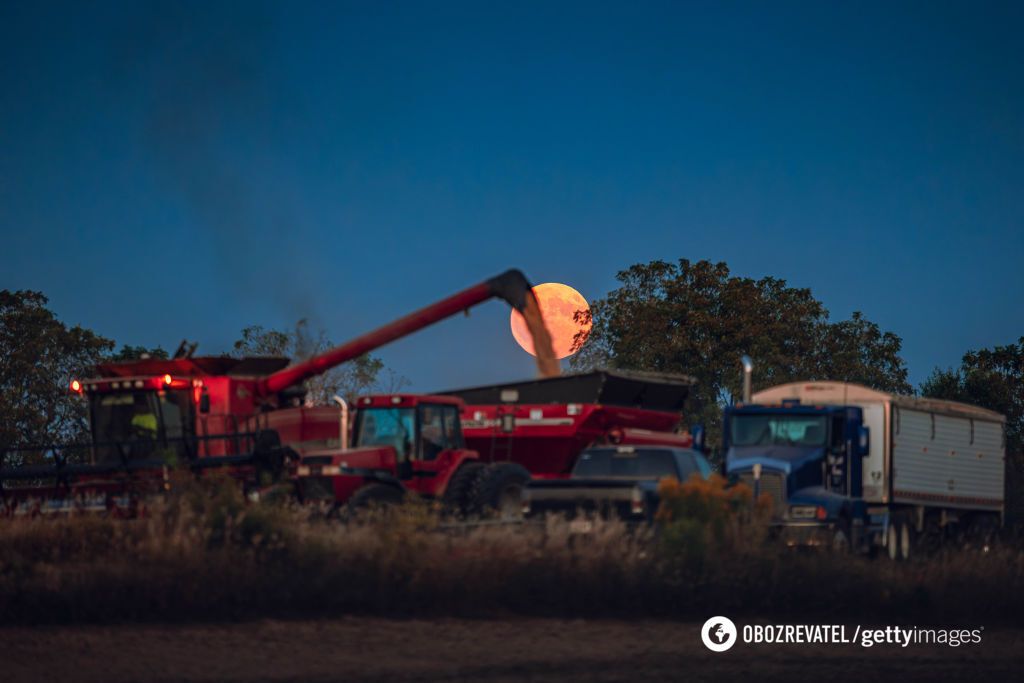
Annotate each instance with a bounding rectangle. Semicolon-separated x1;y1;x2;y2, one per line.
741;355;753;403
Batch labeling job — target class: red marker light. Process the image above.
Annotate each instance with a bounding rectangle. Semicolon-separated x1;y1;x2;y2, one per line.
164;374;173;386
70;379;82;393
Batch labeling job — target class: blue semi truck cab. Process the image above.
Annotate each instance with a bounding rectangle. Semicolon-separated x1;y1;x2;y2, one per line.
724;399;872;549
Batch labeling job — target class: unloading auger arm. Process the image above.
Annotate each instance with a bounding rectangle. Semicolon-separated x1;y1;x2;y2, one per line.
257;269;559;397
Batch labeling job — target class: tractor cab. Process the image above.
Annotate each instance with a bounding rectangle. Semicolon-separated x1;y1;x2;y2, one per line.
296;394;483;507
352;395;466;476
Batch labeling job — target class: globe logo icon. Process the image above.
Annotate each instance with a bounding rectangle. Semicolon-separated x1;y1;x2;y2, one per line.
701;616;738;652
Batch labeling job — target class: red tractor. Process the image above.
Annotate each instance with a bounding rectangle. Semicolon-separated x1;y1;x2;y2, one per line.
0;270;558;515
294;370;700;517
296;393;526;515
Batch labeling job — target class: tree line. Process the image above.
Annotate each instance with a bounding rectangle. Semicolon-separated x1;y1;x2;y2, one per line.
570;259;1021;456
2;259;1021;459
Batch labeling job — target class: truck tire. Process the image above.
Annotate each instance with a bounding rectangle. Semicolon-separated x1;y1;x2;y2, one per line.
442;462;485;516
348;483;404;516
885;523;899;561
897;520;914;561
917;516;944;557
885;517;915;561
469;462;530;519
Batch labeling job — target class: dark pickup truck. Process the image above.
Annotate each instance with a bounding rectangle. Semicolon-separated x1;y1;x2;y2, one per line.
521;445;712;523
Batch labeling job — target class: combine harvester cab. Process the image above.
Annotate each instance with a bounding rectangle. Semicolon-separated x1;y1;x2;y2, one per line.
0;355;337;516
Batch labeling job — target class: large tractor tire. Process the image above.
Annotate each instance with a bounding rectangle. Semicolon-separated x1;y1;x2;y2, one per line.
442;462;485;517
347;483;404;519
469;462;530;519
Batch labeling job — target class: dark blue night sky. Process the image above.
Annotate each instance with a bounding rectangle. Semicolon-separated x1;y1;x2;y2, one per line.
2;1;1022;392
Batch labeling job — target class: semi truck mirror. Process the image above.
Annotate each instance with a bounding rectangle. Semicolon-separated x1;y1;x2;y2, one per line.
858;426;870;456
199;390;210;414
691;424;705;452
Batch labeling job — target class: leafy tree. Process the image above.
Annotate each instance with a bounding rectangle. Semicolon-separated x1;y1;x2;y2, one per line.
921;338;1023;523
233;320;407;404
814;312;910;393
108;344;170;361
0;290;113;452
920;337;1022;451
572;259;910;448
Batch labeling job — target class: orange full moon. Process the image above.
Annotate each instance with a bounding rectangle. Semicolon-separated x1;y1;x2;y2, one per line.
510;283;591;359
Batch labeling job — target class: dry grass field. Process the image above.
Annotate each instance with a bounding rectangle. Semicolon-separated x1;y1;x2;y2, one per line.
1;474;1021;625
1;475;1022;681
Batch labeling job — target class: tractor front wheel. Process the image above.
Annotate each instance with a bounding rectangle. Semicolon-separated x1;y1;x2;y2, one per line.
442;462;485;517
346;483;404;519
469;463;530;519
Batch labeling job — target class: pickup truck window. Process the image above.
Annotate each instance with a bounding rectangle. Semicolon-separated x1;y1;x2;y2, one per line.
573;448;681;479
693;453;712;478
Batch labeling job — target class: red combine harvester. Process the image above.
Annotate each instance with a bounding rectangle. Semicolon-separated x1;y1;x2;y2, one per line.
293;370;699;516
0;270;558;515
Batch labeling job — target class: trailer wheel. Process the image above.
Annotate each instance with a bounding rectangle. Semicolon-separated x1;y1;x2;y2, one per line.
886;523;899;561
898;521;914;561
917;516;944;557
469;462;530;519
442;462;485;516
347;483;404;517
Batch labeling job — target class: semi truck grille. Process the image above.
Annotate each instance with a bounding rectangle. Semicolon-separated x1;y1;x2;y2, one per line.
738;471;785;513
